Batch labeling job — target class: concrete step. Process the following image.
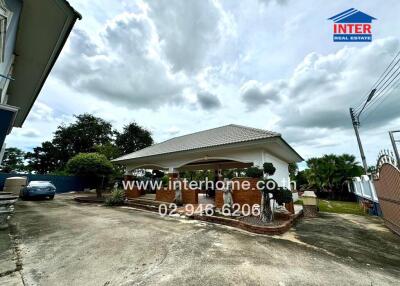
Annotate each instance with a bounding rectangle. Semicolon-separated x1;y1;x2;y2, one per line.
125;200;175;214
126;198;167;207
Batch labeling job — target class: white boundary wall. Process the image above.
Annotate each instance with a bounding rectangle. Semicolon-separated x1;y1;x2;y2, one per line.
352;175;378;202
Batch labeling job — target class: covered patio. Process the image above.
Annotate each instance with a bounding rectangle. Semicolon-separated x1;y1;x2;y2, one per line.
113;124;303;208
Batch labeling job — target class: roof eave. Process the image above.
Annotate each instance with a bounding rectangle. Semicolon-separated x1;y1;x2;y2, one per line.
112;135;305;165
277;137;304;162
8;0;81;127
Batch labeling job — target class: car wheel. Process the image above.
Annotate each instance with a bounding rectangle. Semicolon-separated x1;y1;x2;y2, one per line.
49;195;54;200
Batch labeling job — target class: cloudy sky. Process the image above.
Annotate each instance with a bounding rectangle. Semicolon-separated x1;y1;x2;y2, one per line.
6;0;400;167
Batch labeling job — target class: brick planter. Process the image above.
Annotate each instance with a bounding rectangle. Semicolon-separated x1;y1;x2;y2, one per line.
285;201;295;214
192;212;302;235
156;189;199;204
215;177;262;209
125;187;144;199
156;189;175;202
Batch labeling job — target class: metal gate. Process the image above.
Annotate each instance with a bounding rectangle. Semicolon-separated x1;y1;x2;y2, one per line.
374;160;400;236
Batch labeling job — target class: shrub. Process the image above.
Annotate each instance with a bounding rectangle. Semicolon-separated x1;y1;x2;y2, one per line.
66;153;113;177
66;153;114;198
245;167;263;178
263;162;276;176
105;189;125;206
161;175;169;187
273;187;293;205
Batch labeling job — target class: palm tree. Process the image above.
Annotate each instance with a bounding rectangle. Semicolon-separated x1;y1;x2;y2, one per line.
304;154;363;199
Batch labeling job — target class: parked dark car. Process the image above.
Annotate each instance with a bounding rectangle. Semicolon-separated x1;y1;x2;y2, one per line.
19;181;56;200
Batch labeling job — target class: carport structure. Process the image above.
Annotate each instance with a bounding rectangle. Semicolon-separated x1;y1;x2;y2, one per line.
113;124;303;206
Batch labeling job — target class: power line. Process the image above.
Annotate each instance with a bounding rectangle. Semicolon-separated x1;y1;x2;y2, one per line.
371;50;400;90
356;59;400;113
353;49;400;113
354;60;400;116
362;77;400;122
361;66;400;116
349;47;400;174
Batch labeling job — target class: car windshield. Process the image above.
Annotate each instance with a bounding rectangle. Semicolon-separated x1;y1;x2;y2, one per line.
28;181;52;187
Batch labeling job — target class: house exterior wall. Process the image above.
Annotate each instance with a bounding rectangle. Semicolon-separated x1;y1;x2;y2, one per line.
0;0;22;104
0;0;22;163
125;147;291;188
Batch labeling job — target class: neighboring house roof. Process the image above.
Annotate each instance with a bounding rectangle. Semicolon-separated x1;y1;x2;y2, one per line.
113;124;303;163
328;8;376;23
7;0;81;127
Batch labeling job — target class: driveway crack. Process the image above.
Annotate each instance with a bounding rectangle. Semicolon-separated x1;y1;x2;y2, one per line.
0;224;27;285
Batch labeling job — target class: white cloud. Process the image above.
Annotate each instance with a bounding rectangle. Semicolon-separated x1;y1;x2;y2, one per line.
54;11;188;110
13;128;41;138
8;0;400;167
147;0;235;73
29;102;55;122
166;126;181;136
241;38;400;131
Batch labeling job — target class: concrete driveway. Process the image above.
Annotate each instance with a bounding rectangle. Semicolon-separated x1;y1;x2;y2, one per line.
1;194;400;286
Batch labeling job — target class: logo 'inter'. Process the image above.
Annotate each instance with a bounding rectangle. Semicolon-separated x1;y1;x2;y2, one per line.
328;8;376;42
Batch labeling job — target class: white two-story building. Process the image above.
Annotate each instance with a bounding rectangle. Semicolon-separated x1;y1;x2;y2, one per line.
0;0;81;162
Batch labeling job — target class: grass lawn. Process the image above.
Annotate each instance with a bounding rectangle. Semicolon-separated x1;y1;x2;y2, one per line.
295;199;365;216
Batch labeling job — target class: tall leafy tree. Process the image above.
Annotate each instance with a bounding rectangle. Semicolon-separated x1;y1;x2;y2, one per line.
26;114;115;173
25;141;61;174
115;122;153;154
304;154;363;198
24;115;152;174
52;114;114;159
288;162;298;180
94;143;121;160
0;147;26;173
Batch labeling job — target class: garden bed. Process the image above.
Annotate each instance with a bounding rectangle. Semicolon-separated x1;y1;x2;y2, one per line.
191;211;302;235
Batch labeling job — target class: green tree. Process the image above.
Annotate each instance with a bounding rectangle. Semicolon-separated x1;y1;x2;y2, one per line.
288;162;298;180
0;147;26;173
115;122;153;154
304;154;363;199
94;143;121;160
294;170;308;190
66;153;114;198
52;114;114;163
25;141;60;174
26;114;115;174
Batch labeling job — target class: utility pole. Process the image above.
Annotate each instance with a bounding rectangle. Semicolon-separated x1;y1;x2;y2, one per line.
350;107;368;173
389;130;400;168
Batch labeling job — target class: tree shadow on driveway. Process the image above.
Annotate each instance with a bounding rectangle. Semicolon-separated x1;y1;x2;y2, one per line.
290;213;400;274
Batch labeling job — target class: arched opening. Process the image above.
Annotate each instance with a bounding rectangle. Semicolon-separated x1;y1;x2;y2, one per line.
123;158;255;207
176;158;254;205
